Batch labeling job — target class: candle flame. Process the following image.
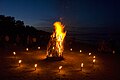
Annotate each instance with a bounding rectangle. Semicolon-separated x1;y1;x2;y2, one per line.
13;52;16;55
80;50;82;53
19;60;22;63
26;48;28;51
93;56;95;59
81;63;83;67
89;53;91;56
93;59;95;63
35;64;37;68
59;66;62;70
38;47;40;50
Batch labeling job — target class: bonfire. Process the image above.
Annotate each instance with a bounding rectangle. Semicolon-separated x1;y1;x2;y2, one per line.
46;22;66;58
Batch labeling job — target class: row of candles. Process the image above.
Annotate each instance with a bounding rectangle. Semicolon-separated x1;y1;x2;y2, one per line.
13;47;40;70
18;59;37;70
13;47;96;72
81;55;96;71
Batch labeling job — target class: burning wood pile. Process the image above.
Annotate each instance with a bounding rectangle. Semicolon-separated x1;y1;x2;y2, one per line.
46;22;66;59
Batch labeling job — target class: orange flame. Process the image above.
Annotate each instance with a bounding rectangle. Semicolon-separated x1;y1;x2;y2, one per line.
47;22;66;57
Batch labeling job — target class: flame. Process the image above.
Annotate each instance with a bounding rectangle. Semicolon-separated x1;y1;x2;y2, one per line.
35;64;37;68
19;60;22;63
81;63;83;67
13;52;16;55
47;22;66;57
93;59;95;63
59;66;62;70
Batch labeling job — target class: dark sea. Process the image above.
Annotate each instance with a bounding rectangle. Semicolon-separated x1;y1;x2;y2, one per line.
36;26;120;45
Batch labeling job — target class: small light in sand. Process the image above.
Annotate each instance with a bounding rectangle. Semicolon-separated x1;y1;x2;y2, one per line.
34;64;37;70
13;52;16;55
89;53;91;56
59;66;62;72
52;47;54;50
70;48;72;51
93;59;95;64
38;47;40;50
26;48;29;51
80;50;82;53
113;50;115;54
18;60;22;67
93;56;95;59
81;63;83;71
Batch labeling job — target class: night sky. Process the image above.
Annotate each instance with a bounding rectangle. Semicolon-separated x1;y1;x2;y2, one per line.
0;0;120;28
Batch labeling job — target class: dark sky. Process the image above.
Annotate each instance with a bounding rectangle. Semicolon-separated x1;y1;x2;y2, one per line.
0;0;120;28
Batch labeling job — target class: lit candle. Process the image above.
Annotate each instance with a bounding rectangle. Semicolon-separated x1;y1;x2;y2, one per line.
89;53;91;56
59;66;62;72
70;48;72;51
13;52;16;55
80;50;82;53
93;59;95;64
81;63;83;71
93;56;95;59
38;47;40;50
53;47;54;50
19;60;22;67
26;48;28;51
34;64;37;70
113;50;115;54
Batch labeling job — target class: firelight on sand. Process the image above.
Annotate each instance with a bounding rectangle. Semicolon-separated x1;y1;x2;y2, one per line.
46;22;66;58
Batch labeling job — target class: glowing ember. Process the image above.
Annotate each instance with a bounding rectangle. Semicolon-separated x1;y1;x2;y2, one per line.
113;50;115;54
47;22;66;58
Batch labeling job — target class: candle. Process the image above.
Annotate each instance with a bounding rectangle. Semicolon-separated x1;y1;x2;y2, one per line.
81;63;83;71
59;66;62;72
89;53;91;56
93;56;95;59
93;59;95;64
13;52;16;55
38;47;40;50
80;50;82;53
34;64;37;70
19;60;22;67
70;48;72;51
26;48;28;51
